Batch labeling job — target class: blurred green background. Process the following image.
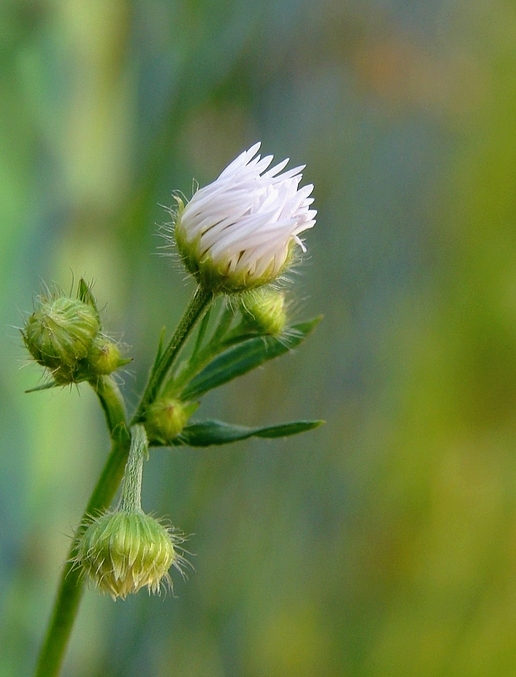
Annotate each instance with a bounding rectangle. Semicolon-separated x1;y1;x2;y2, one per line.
2;0;516;675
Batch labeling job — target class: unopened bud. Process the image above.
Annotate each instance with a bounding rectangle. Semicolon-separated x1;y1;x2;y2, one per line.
23;296;100;374
241;288;287;336
75;510;184;599
88;337;132;376
145;398;194;445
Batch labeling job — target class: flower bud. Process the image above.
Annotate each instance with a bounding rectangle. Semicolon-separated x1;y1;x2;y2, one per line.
144;398;193;445
75;510;182;599
173;143;316;293
23;296;100;373
87;337;132;376
241;288;287;336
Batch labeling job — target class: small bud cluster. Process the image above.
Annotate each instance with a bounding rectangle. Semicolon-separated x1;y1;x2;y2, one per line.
75;510;185;599
22;285;129;384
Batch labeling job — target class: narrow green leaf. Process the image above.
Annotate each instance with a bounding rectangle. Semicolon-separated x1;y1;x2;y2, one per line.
77;278;101;321
180;316;321;401
191;304;212;358
209;301;236;345
154;327;167;367
172;418;324;447
165;329;261;397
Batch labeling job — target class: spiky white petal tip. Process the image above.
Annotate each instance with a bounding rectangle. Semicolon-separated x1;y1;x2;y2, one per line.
173;143;316;293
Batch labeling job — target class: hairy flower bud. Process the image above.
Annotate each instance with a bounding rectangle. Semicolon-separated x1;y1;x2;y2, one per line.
241;288;287;336
173;142;316;293
144;398;193;445
23;296;100;373
87;337;132;376
75;510;184;599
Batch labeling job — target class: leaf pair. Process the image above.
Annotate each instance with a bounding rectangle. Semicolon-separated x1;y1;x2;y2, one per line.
158;315;324;448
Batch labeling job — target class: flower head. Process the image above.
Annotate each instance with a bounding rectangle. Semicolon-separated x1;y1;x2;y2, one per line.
173;143;316;293
22;295;100;383
74;510;186;599
22;288;130;384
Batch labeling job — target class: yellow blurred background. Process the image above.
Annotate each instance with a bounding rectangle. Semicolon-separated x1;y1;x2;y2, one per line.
2;0;516;675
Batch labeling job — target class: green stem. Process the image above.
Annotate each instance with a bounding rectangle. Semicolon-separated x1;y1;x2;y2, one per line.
90;375;129;441
34;378;131;677
132;285;214;423
34;287;213;676
118;425;148;513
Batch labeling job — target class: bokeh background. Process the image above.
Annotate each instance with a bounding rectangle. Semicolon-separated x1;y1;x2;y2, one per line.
2;0;516;675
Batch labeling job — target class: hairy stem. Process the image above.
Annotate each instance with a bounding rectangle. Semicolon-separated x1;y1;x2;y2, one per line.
34;378;131;677
90;375;129;441
118;425;148;513
34;287;213;677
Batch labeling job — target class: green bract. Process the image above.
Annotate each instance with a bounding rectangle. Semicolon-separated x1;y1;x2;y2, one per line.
22;287;131;387
174;208;294;293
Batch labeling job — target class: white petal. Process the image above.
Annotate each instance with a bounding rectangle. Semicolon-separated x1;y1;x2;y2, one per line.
176;143;316;289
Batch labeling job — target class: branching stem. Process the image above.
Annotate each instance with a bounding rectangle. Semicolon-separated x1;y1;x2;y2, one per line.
34;286;213;677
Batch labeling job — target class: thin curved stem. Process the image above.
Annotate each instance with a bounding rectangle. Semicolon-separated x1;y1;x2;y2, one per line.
118;425;148;513
90;375;129;441
34;378;131;677
131;285;214;423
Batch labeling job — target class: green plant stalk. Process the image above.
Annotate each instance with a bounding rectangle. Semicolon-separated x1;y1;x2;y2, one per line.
118;425;147;513
132;285;214;422
91;375;130;440
34;377;131;677
34;287;213;677
164;303;256;398
166;327;257;398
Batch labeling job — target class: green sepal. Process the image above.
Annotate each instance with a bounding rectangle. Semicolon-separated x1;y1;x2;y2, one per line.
147;327;167;379
25;380;60;393
77;278;101;323
179;316;321;401
171;418;324;447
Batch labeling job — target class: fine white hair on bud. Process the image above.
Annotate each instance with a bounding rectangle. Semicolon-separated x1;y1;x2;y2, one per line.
173;142;316;293
73;510;189;600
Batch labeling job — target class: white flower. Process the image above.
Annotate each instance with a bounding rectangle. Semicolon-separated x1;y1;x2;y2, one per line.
173;142;316;293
